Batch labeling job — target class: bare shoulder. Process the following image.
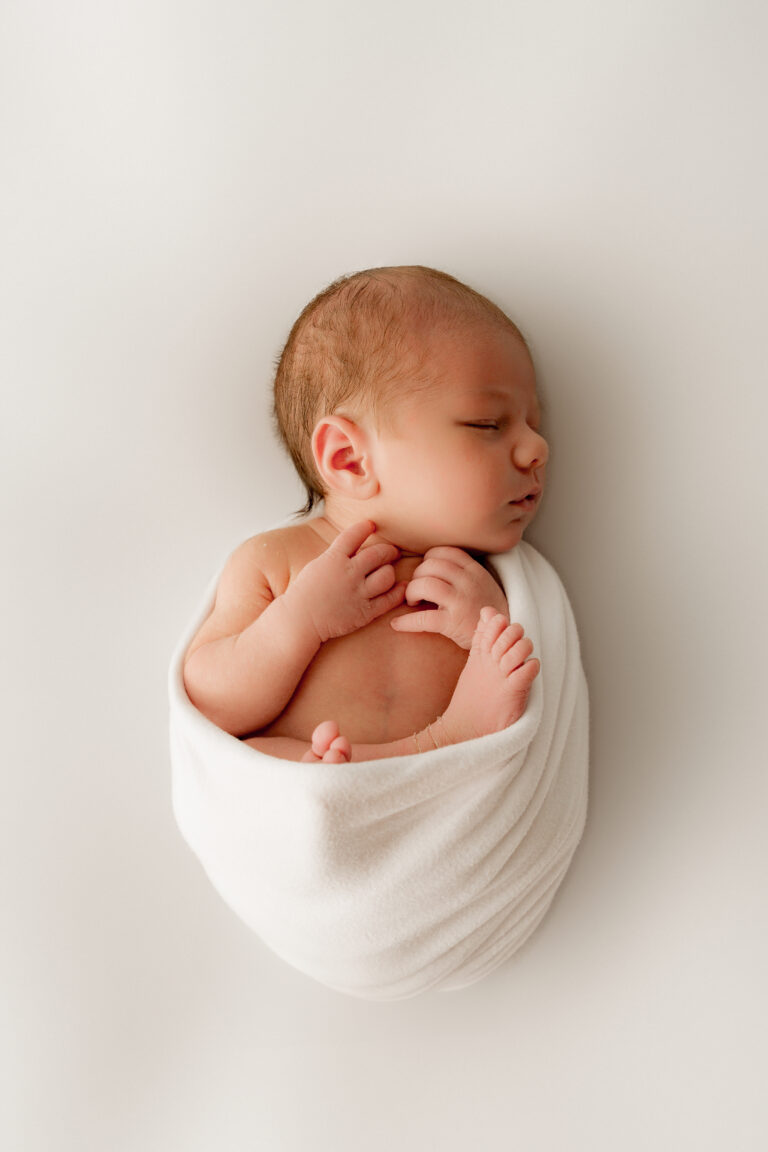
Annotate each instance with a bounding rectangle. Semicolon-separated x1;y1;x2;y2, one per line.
185;522;324;659
243;521;330;589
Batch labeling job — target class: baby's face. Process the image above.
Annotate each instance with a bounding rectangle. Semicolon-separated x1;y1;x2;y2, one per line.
369;323;548;554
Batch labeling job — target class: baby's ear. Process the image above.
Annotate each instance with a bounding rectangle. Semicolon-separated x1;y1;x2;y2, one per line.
311;415;379;499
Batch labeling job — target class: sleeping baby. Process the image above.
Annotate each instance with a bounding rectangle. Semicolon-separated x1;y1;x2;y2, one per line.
183;265;548;763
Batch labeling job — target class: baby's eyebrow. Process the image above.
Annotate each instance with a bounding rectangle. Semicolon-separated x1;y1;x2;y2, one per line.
471;387;510;400
467;386;544;415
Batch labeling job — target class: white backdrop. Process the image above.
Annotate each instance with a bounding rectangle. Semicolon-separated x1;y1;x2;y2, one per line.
3;1;766;1149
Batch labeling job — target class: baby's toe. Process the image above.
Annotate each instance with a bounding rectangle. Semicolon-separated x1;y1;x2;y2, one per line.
310;719;341;756
322;745;351;764
503;655;540;687
499;635;534;673
491;622;525;662
329;734;351;760
475;609;509;653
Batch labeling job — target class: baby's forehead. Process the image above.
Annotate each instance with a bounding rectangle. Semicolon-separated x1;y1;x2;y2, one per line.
382;320;537;415
412;314;533;373
395;308;504;364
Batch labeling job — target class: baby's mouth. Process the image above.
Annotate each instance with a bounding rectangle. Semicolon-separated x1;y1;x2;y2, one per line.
510;490;541;507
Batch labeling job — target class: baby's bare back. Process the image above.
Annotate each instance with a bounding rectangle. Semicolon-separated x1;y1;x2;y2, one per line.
256;547;469;746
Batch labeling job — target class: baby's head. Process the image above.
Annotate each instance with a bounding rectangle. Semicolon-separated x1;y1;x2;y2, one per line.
273;266;528;514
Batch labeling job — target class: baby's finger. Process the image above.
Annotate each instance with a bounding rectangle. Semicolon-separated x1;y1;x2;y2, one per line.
330;520;377;557
423;546;475;567
364;563;396;598
355;540;400;574
390;607;443;635
404;575;455;607
410;557;465;583
368;581;408;619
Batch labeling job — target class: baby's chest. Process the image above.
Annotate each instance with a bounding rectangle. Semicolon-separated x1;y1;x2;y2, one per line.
288;606;468;743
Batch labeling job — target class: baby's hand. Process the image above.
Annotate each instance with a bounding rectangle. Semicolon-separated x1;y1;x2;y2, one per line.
286;520;407;644
390;546;508;650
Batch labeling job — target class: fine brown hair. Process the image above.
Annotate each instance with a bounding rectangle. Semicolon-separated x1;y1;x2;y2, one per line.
272;265;526;514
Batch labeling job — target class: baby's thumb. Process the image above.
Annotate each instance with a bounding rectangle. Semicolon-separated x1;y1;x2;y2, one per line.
391;609;441;634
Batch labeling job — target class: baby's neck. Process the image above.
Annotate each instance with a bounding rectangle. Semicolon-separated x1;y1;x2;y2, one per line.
308;510;492;574
309;509;417;556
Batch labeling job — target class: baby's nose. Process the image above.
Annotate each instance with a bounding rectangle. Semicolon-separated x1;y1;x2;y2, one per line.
514;428;549;471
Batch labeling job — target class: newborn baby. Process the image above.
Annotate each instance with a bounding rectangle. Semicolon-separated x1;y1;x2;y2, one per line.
183;266;548;763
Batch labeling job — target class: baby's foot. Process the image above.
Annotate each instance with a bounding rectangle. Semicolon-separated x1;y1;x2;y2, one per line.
438;607;540;744
301;719;352;764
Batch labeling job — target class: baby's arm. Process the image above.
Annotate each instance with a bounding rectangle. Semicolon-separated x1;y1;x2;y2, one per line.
183;521;405;736
390;547;508;649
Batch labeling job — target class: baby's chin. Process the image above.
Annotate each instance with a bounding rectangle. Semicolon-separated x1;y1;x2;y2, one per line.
393;523;529;557
466;522;533;556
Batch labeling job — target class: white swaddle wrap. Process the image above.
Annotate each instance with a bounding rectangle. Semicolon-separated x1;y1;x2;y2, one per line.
169;539;588;1000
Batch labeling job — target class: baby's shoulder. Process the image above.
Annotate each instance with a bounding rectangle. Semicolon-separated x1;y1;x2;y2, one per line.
225;521;325;597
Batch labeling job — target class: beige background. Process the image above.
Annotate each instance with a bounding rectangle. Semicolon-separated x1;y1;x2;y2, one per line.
2;1;766;1149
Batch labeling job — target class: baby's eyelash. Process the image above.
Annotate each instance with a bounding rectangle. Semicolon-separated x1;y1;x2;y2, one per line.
464;421;500;430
